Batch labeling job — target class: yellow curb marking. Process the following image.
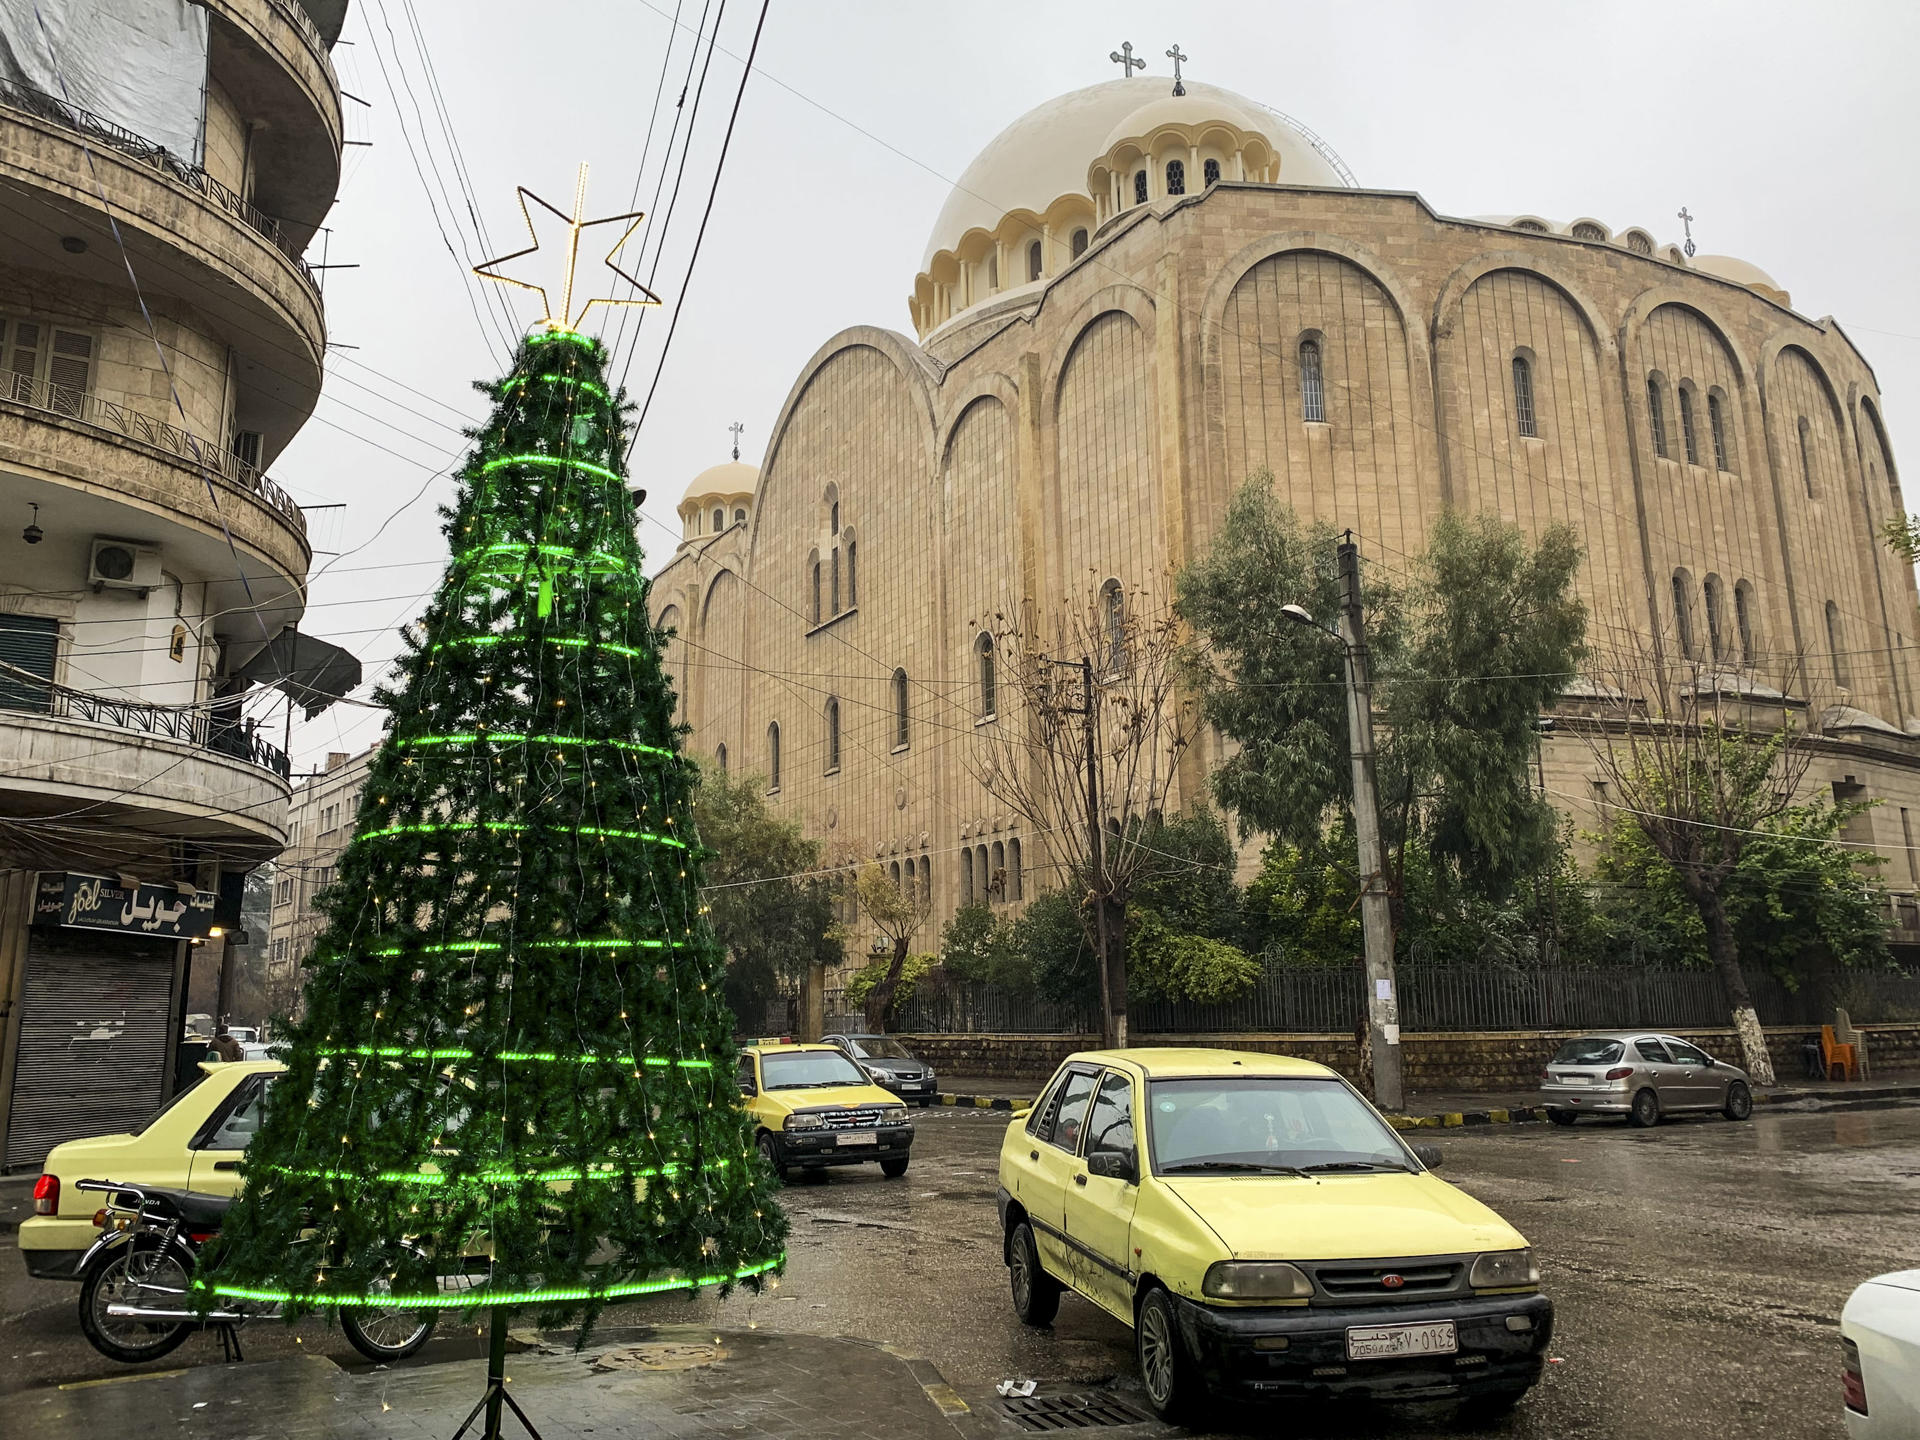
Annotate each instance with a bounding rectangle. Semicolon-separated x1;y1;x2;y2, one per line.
923;1382;970;1415
1488;1108;1510;1123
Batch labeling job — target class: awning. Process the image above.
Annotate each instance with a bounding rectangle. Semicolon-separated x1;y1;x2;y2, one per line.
235;627;362;718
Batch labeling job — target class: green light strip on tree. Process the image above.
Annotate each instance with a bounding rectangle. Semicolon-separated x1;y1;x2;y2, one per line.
459;541;628;570
477;454;625;486
432;635;645;660
393;733;677;760
498;374;611;401
368;939;677;957
531;329;598;352
319;1044;712;1069
269;1157;731;1185
357;822;688;849
207;1254;784;1310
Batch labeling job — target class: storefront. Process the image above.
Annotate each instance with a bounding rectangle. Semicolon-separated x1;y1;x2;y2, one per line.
0;872;215;1171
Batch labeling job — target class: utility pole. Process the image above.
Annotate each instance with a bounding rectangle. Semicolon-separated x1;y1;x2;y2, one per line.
1336;536;1402;1111
1043;656;1123;1049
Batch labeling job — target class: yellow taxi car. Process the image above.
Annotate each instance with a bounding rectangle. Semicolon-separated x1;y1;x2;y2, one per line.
997;1049;1552;1422
738;1042;913;1181
20;1059;282;1281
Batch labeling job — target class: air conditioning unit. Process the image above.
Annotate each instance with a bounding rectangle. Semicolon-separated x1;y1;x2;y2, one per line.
89;538;163;595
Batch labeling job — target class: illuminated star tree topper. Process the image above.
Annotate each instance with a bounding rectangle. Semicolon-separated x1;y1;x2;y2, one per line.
474;162;662;332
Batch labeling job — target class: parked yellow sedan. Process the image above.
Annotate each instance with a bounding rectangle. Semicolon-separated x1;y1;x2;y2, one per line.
997;1048;1552;1422
20;1060;281;1281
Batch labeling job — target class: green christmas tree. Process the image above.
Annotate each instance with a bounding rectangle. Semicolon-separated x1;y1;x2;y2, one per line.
205;320;786;1349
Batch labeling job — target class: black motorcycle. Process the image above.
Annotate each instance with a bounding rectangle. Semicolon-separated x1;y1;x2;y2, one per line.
74;1178;438;1365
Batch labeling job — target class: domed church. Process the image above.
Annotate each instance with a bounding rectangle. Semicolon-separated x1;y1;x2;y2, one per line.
649;69;1920;951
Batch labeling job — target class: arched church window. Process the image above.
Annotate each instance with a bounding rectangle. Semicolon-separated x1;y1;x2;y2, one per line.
1703;574;1725;662
734;507;746;526
1647;378;1669;459
715;743;728;773
1672;570;1696;660
1165;158;1185;195
1133;170;1148;205
1679;385;1700;465
829;496;839;534
960;849;974;906
892;668;910;749
824;697;842;773
1625;230;1654;256
1028;240;1043;282
1571;221;1606;241
1511;218;1549;232
1826;600;1849;687
1734;581;1756;664
1708;394;1729;471
830;547;841;616
1071;228;1088;258
1512;355;1538;438
845;538;856;606
713;507;725;532
1006;837;1023;901
767;722;781;791
1203;158;1220;186
1798;417;1816;497
976;633;997;718
809;554;822;625
1101;579;1125;672
1298;337;1326;423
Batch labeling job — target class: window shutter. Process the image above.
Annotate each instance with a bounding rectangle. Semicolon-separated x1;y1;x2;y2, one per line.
5;319;41;401
0;614;59;712
47;329;92;416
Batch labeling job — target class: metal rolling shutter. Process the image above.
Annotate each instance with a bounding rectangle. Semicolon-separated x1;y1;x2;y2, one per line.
5;930;175;1171
0;614;56;713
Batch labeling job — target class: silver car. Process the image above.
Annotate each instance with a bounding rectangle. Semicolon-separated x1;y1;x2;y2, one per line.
1538;1032;1753;1127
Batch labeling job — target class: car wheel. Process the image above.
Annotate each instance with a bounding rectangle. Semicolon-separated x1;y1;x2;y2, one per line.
880;1155;909;1178
1722;1080;1753;1122
79;1239;196;1364
1629;1088;1660;1128
1007;1221;1060;1327
1137;1285;1204;1423
1454;1383;1532;1427
1546;1109;1578;1127
756;1131;789;1184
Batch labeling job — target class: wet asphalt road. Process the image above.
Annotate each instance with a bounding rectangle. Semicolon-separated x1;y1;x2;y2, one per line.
4;1101;1917;1438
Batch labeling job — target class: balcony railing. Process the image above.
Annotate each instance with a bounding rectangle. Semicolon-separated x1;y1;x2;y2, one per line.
0;76;322;298
263;0;340;91
0;666;290;781
1;372;307;538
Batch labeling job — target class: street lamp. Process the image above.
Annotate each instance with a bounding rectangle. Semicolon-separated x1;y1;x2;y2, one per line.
1282;567;1403;1112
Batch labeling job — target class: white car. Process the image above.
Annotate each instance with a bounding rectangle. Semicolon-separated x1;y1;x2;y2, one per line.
1844;1270;1920;1437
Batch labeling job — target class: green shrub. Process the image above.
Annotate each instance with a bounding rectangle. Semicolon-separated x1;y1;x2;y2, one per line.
844;953;938;1014
1128;908;1261;1004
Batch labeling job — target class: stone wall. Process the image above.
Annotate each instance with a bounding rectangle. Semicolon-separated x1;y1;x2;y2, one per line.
899;1024;1920;1092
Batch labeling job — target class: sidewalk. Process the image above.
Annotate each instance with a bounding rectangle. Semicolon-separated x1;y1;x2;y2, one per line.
18;1325;972;1440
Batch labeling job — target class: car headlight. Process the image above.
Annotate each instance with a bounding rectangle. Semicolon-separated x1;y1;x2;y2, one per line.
1469;1249;1540;1290
879;1106;910;1127
865;1066;891;1081
783;1113;824;1132
1201;1261;1313;1301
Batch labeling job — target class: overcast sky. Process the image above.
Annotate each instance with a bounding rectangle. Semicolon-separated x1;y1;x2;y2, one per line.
277;0;1920;771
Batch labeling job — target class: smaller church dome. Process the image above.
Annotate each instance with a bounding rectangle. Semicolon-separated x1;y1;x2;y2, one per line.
1691;253;1790;305
1098;91;1269;155
681;460;757;504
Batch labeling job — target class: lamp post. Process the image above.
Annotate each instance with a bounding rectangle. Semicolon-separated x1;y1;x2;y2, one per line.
1281;538;1403;1111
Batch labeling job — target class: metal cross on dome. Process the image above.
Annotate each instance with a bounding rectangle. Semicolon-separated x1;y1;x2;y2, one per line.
1166;42;1187;96
1678;206;1697;258
1109;40;1144;77
728;420;744;462
473;163;661;333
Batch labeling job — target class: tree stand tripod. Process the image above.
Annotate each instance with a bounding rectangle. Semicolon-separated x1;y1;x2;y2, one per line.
450;1308;542;1440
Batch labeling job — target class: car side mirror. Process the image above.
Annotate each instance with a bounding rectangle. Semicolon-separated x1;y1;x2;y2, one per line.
1412;1143;1443;1170
738;1080;757;1097
1087;1150;1136;1184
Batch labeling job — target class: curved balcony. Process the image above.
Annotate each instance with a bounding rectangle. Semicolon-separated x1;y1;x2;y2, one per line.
207;0;345;238
0;87;325;434
0;679;291;854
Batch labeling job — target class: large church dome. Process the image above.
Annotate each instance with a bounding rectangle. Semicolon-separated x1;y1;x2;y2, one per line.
912;77;1353;336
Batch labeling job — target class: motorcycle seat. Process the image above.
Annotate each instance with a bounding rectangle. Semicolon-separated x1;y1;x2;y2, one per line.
123;1186;234;1227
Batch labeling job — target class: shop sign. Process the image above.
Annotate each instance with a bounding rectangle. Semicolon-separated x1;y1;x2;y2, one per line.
33;872;219;938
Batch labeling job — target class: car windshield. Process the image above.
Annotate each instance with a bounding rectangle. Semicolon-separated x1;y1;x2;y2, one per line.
1552;1038;1624;1065
131;1072;208;1136
844;1037;911;1060
762;1051;867;1089
1149;1077;1411;1174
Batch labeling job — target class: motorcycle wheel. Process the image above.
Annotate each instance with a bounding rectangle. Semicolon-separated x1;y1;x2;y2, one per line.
79;1237;196;1364
341;1297;438;1362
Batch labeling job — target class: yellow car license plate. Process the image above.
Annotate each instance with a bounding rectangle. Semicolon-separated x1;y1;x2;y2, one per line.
1345;1321;1457;1361
835;1132;877;1147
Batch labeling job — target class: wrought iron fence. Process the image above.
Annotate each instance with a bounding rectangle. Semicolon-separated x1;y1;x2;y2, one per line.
264;0;340;90
0;373;306;536
0;77;322;295
871;965;1920;1036
0;667;290;781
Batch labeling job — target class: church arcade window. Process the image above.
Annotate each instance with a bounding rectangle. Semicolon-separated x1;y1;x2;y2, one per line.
1571;221;1606;242
1647;377;1669;458
1734;581;1756;664
715;743;728;773
1672;570;1696;660
1071;228;1088;258
975;632;997;718
892;668;910;749
1298;337;1325;423
767;722;781;791
1028;240;1043;282
845;537;857;605
1512;355;1537;438
1133;170;1148;205
809;553;822;625
1006;837;1023;901
960;849;974;905
824;697;842;773
735;507;747;526
1708;392;1729;471
830;547;841;615
713;507;726;532
1703;574;1725;662
1203;157;1220;186
1826;600;1849;687
1798;417;1816;497
1165;158;1185;195
1624;230;1655;255
1678;385;1700;465
1101;579;1125;673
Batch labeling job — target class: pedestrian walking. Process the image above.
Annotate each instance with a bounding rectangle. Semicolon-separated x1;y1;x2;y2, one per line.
210;1028;245;1063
